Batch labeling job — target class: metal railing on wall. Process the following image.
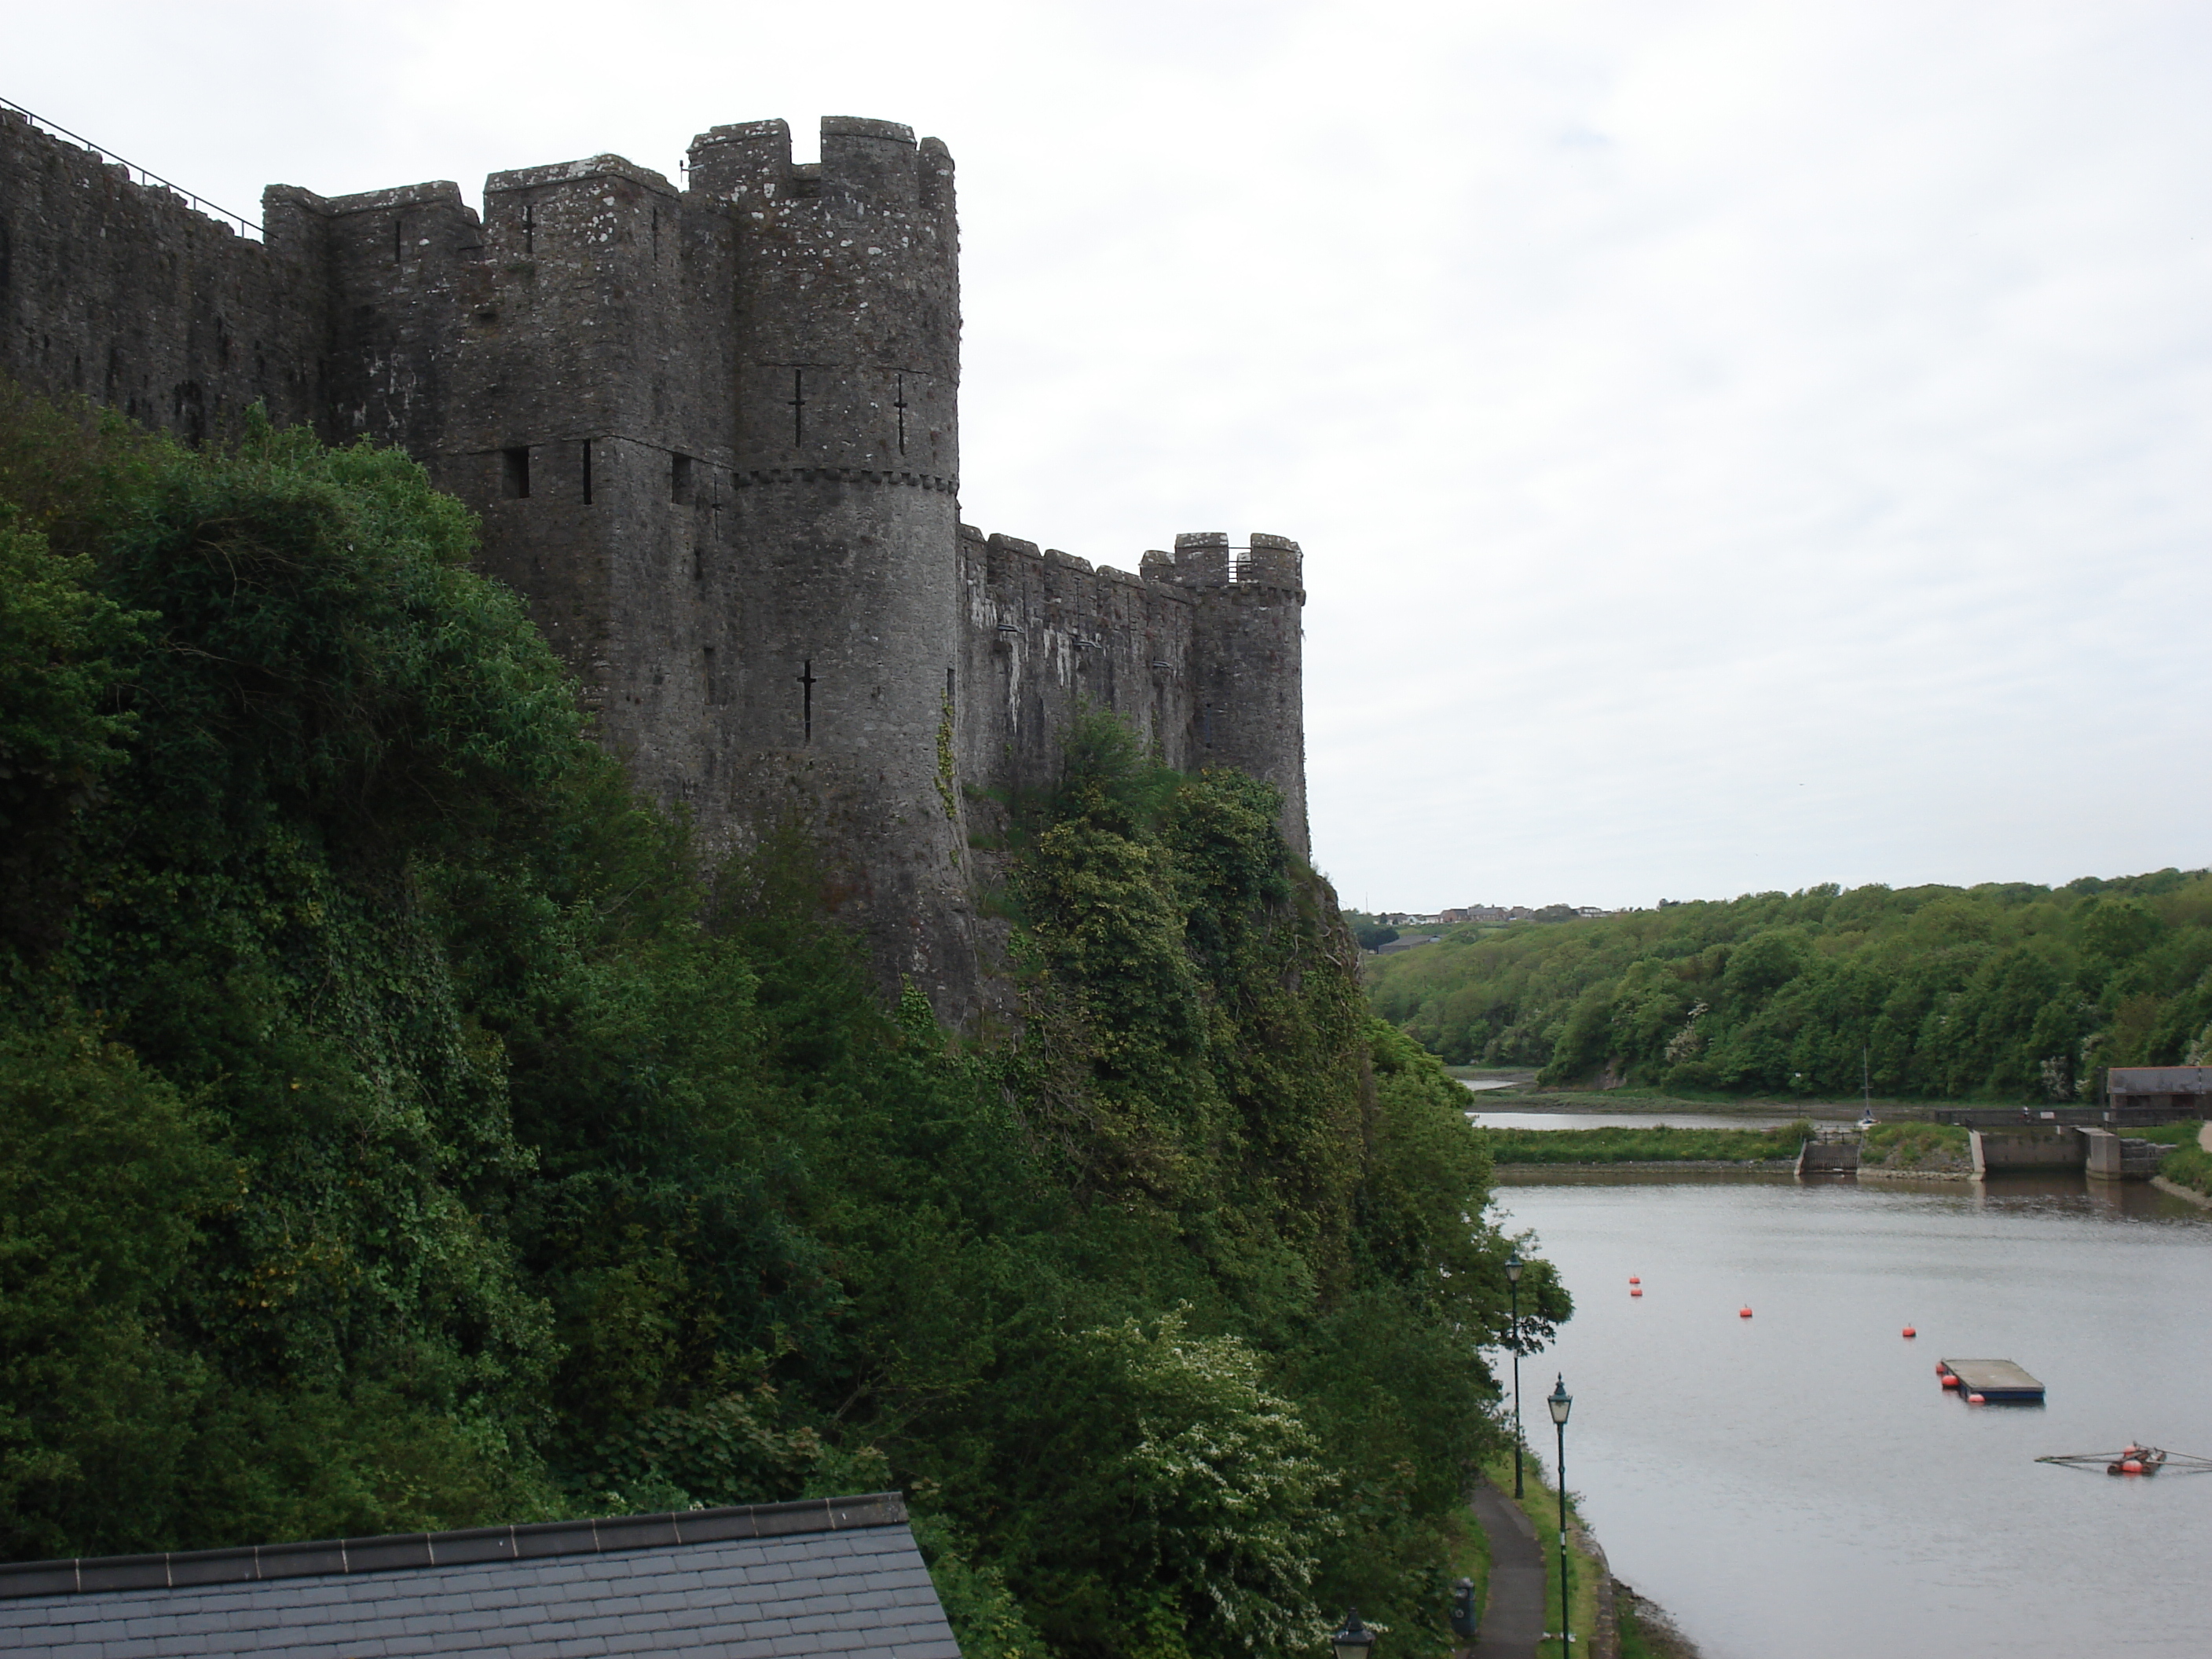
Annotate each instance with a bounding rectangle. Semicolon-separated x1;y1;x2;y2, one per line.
1;93;262;239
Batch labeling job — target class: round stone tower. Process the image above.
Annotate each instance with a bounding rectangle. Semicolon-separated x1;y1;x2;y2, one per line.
687;117;973;1009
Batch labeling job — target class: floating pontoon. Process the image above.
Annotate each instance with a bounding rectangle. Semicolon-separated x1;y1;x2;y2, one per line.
1937;1359;2045;1401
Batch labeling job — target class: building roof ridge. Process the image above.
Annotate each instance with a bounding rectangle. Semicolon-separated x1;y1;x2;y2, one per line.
0;1492;908;1600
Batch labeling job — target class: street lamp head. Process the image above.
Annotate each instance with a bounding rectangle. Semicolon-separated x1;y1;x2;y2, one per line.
1330;1609;1376;1659
1504;1253;1523;1284
1547;1373;1573;1426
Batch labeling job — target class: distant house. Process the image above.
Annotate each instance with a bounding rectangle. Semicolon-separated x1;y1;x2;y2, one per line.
2104;1066;2212;1116
0;1493;958;1658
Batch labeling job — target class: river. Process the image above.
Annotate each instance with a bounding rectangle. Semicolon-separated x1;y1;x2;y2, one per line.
1490;1170;2212;1657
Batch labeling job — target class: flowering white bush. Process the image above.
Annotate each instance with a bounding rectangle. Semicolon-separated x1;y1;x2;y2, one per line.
1075;1309;1336;1657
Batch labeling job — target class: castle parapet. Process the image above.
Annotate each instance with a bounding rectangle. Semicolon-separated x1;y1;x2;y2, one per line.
1161;531;1233;588
1144;532;1303;597
1242;532;1305;595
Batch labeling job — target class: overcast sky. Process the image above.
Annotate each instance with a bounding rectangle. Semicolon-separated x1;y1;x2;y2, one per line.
15;0;2211;910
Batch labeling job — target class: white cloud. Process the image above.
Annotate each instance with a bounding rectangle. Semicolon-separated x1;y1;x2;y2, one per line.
13;0;2210;906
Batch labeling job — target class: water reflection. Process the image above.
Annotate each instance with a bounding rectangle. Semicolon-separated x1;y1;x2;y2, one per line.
1471;1111;1806;1131
1493;1171;2212;1658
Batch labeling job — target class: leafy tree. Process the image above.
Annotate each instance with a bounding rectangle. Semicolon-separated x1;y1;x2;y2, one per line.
1368;871;2212;1099
0;385;1561;1659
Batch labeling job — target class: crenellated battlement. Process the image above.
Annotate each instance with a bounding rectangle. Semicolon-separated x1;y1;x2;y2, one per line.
688;115;953;219
1148;531;1304;596
0;108;1306;1016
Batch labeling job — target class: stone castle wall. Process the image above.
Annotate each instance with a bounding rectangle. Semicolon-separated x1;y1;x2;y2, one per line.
0;106;1307;1019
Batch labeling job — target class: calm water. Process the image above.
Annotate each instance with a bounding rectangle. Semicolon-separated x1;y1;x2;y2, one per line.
1490;1172;2212;1658
1468;1111;1804;1130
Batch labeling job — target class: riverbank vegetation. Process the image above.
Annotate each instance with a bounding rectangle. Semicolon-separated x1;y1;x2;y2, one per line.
0;386;1570;1659
1859;1122;1972;1170
2120;1122;2212;1196
1368;877;2212;1101
1485;1451;1602;1659
1478;1122;1814;1165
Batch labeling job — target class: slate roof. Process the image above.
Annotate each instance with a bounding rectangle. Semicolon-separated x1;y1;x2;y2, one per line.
0;1492;961;1658
2106;1065;2212;1094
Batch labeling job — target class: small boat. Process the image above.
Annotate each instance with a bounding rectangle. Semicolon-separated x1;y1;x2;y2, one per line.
2038;1445;2212;1476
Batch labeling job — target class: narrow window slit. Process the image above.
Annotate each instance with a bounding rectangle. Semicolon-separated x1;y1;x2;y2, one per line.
671;452;694;504
580;439;593;505
788;369;806;445
797;659;818;742
502;446;530;499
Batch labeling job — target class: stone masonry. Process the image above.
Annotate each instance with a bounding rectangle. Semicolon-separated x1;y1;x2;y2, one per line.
0;108;1308;1020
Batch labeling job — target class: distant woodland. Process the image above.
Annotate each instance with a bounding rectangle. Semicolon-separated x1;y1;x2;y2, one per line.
1366;874;2212;1099
0;386;1567;1659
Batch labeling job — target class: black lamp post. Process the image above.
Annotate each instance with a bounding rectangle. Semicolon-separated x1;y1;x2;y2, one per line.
1547;1374;1573;1656
1329;1608;1375;1659
1505;1254;1525;1498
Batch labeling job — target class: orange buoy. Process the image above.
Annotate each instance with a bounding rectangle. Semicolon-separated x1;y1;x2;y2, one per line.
1935;1363;1950;1375
1738;1306;1753;1318
1630;1287;1643;1297
1629;1276;1641;1284
2121;1459;2145;1474
1942;1374;1961;1389
1902;1327;1917;1339
1967;1393;1987;1404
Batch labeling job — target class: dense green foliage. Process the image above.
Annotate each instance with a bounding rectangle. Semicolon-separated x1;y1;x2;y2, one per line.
1368;878;2212;1100
1475;1122;1815;1165
0;388;1568;1659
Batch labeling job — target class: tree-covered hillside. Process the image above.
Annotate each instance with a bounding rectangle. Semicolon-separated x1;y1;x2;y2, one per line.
0;385;1565;1659
1368;876;2212;1100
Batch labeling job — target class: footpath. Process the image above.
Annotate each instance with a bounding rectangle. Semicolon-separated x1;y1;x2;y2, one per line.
1467;1481;1544;1659
1467;1474;1640;1659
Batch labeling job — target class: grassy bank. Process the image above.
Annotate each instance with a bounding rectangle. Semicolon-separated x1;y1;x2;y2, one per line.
1485;1452;1602;1657
1476;1121;1815;1165
2125;1121;2212;1195
1859;1121;1972;1172
1447;1503;1492;1645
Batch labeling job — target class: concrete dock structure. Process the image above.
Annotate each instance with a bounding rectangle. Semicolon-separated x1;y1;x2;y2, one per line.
1939;1359;2045;1402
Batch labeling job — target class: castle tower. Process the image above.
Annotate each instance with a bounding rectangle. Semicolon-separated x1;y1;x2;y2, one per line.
1147;533;1309;859
686;118;974;1007
0;108;1314;1022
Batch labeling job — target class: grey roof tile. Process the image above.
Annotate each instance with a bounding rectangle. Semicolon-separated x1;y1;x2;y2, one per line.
0;1504;956;1659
